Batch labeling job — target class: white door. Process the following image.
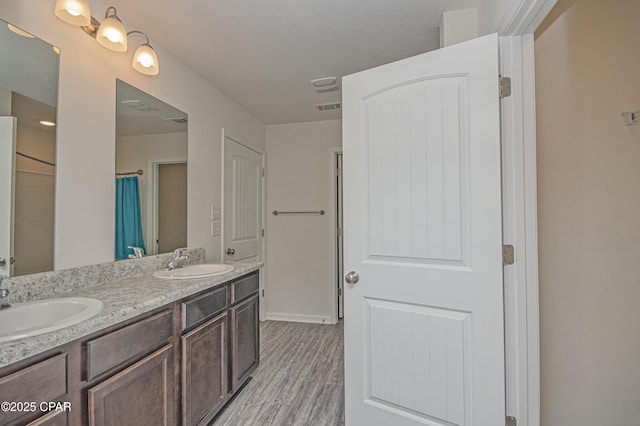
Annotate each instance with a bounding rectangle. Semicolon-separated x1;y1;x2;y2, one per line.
343;33;505;426
0;117;17;277
223;136;263;261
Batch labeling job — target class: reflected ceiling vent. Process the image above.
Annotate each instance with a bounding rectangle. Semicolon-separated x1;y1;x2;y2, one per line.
121;99;158;112
311;77;339;93
163;117;188;124
315;102;342;112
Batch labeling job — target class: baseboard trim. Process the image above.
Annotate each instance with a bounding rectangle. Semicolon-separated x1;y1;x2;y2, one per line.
265;312;335;325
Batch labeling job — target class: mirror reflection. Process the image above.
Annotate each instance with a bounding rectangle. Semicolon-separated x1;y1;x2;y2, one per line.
115;80;187;259
0;19;59;277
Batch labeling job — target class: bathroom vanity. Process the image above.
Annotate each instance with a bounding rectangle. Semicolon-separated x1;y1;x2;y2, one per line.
0;255;260;426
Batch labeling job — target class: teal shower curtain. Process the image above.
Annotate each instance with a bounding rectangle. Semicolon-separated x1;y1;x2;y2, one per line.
115;177;145;259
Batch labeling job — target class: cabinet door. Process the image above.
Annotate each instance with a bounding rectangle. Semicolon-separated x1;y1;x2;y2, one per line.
182;313;228;426
27;410;67;426
87;345;174;426
231;294;260;392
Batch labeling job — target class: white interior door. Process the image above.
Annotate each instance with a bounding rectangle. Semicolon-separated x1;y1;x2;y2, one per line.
343;33;505;426
223;136;263;261
0;117;16;277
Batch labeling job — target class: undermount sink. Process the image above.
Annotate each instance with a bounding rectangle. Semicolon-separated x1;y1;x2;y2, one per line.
153;263;235;280
0;297;104;343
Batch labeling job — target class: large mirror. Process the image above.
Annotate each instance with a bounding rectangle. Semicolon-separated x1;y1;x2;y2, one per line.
0;19;59;277
115;80;187;260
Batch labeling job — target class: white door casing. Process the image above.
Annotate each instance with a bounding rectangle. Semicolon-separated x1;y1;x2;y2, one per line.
0;117;16;277
343;33;504;426
223;135;263;262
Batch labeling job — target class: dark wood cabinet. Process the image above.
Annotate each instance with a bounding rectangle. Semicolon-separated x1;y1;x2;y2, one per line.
0;353;68;425
181;313;228;425
26;410;67;426
87;345;174;426
231;293;260;392
0;269;260;426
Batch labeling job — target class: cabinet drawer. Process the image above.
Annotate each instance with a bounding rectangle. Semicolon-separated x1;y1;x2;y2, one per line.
0;354;67;425
86;310;173;381
230;272;259;305
182;286;228;330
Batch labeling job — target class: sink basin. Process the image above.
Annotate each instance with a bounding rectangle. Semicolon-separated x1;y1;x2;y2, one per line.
0;297;104;343
153;263;235;280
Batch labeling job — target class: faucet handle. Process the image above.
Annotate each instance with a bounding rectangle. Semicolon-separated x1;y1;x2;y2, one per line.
128;246;145;258
0;288;9;299
174;247;188;256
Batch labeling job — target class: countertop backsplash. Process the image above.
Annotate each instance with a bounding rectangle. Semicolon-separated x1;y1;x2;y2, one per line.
1;248;206;304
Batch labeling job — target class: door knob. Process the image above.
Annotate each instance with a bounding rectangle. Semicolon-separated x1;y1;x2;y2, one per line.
227;248;235;256
0;258;5;266
345;271;359;284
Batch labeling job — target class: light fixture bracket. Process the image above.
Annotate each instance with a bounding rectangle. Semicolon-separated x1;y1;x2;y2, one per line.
80;16;101;38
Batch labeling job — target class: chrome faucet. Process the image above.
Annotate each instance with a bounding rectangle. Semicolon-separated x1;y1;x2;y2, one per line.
128;246;145;259
164;248;189;271
0;276;10;310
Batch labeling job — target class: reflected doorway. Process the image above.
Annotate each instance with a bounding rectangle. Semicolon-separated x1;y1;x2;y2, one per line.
156;162;187;254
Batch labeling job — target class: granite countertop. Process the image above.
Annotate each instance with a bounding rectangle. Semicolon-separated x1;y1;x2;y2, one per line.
0;259;262;369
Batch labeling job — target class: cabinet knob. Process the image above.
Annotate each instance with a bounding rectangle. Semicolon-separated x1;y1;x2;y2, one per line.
227;248;235;256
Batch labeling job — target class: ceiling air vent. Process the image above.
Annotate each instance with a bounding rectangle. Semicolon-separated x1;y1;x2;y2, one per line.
315;102;342;112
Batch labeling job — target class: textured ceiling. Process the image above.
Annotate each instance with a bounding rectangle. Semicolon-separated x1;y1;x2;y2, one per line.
106;0;478;124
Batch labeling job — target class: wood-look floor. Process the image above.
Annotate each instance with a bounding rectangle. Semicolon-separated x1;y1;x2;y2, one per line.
212;320;345;426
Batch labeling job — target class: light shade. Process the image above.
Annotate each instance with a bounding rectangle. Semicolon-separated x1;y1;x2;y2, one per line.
96;13;127;52
132;44;159;75
54;0;91;26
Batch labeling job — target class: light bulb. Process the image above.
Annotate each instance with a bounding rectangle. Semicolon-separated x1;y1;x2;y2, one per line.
54;0;91;26
96;15;127;52
104;28;124;44
132;44;159;76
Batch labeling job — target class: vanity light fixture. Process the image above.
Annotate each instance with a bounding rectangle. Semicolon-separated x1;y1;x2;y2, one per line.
95;7;127;52
129;31;159;76
54;0;91;27
39;120;56;127
54;2;160;76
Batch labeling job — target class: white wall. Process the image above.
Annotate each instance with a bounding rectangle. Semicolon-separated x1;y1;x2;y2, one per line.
265;120;342;323
535;1;640;424
439;8;478;48
477;0;513;34
0;0;265;269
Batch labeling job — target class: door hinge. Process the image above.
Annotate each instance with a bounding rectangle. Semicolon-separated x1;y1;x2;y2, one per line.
262;168;265;177
338;288;342;296
262;229;265;237
337;228;342;237
499;76;512;98
506;416;517;426
503;244;515;266
261;289;265;297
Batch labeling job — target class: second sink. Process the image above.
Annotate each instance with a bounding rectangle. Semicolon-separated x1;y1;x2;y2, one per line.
153;263;235;280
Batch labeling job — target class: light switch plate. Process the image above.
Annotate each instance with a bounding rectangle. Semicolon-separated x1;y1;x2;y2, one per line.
212;206;221;220
212;221;221;237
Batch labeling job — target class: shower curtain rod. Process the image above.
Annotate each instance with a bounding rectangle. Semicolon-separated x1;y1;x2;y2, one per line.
16;151;55;167
116;169;144;176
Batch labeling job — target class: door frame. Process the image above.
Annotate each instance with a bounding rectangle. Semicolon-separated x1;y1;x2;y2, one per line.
498;1;558;425
146;158;187;256
221;129;266;321
328;147;342;324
